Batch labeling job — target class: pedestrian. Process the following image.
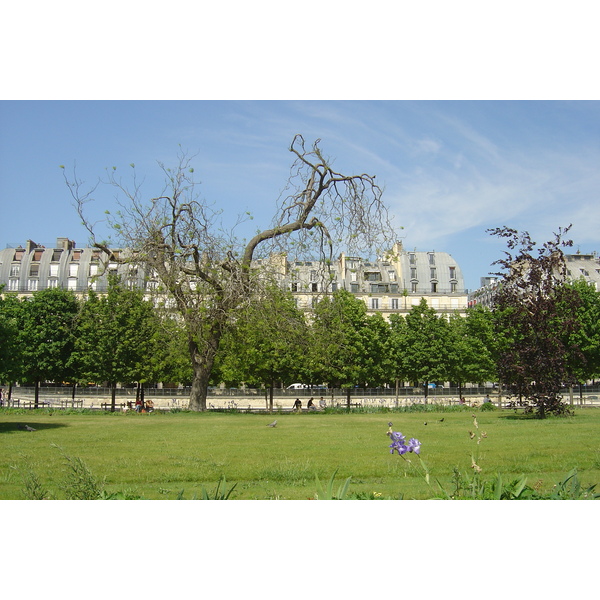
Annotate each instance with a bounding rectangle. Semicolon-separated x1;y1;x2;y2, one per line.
293;398;302;412
484;395;491;404
319;396;326;409
307;398;316;411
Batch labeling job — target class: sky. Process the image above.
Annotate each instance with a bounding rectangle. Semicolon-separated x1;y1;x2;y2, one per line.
1;100;599;291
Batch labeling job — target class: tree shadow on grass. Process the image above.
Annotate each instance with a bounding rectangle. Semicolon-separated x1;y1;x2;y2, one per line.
497;414;537;421
0;422;68;435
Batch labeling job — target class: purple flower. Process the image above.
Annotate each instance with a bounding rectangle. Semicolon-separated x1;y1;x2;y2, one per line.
389;431;405;444
388;431;422;456
407;438;421;455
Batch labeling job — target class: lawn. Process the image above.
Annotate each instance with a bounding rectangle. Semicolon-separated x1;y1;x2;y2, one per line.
2;407;600;499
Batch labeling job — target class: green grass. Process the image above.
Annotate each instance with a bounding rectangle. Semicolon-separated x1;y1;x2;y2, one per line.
2;407;600;499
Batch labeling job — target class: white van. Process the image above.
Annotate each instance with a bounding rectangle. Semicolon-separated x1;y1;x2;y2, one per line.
286;383;308;390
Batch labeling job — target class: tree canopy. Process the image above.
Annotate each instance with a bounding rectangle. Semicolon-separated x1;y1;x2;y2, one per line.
64;136;396;410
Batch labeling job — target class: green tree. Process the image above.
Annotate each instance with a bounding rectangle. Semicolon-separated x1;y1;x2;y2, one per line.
71;278;161;411
18;288;80;407
310;290;374;407
394;298;451;401
65;136;394;410
565;279;600;390
447;306;497;398
216;285;309;412
0;290;23;401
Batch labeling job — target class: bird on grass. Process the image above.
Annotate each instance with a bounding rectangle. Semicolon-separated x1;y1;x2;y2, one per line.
439;418;445;422
266;420;277;427
18;424;36;431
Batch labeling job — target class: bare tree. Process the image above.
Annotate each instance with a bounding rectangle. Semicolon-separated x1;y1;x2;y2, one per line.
63;135;396;410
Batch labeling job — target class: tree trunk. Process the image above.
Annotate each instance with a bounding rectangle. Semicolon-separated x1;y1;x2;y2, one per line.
187;335;219;411
346;387;351;409
34;380;39;409
111;382;117;412
269;382;274;414
71;382;77;407
188;366;209;411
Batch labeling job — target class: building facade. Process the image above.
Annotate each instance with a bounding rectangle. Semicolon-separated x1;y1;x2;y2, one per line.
0;238;144;296
468;252;600;309
1;238;469;316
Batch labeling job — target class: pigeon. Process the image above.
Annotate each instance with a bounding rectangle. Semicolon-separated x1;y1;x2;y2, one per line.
439;418;445;422
266;420;277;427
423;421;427;425
18;424;36;431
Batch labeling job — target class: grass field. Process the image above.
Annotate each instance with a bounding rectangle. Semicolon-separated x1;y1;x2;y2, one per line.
2;406;600;499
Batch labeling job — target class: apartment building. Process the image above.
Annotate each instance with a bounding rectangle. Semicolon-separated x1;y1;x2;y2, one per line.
468;252;600;308
1;238;468;316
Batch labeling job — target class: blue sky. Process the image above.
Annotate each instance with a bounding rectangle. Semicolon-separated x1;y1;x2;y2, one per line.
1;100;599;291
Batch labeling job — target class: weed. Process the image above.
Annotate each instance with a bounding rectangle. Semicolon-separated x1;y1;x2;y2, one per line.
21;467;51;500
177;476;238;500
52;444;107;500
314;469;352;500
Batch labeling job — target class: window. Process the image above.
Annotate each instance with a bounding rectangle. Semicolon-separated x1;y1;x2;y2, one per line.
67;278;77;290
428;253;435;265
411;282;418;293
451;282;457;293
89;264;98;276
411;268;417;279
449;266;456;279
28;279;38;291
350;272;357;282
430;268;437;279
365;272;382;281
33;249;44;261
391;298;399;310
88;279;97;291
311;282;318;292
371;298;379;310
48;279;58;288
310;270;318;282
350;283;359;293
8;279;19;291
52;250;62;262
69;264;79;277
431;282;438;293
409;253;416;264
291;282;298;292
29;264;39;277
10;264;20;277
388;270;397;281
49;264;59;277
